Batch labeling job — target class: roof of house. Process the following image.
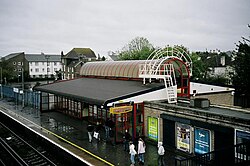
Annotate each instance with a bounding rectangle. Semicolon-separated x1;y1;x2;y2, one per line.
63;48;96;59
34;77;165;106
68;61;83;68
3;52;24;60
25;54;61;62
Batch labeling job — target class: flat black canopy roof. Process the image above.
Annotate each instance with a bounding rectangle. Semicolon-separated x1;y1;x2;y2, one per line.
34;77;165;107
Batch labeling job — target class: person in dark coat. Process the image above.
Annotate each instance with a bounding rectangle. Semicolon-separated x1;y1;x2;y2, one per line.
94;121;102;141
124;129;131;152
87;124;94;143
105;118;111;141
105;118;115;141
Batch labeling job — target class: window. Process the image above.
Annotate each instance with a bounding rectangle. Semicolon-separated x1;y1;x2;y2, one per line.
30;69;33;72
47;68;50;72
35;68;39;72
18;68;22;72
30;62;32;66
42;68;45;72
54;68;57;71
54;62;57;65
35;62;39;66
18;62;21;65
13;68;16;71
42;62;45;65
13;61;16;65
47;62;50;65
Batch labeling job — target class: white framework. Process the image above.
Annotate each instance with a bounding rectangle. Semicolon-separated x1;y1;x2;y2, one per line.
139;46;192;103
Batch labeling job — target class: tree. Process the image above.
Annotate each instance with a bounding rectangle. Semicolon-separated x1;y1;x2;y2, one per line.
190;52;206;81
0;59;15;83
232;25;250;107
233;43;250;95
118;37;154;60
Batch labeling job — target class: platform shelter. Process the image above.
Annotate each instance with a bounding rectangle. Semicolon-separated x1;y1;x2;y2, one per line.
34;47;192;142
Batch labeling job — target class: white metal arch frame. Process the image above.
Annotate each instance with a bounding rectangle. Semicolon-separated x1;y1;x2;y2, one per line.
145;46;192;76
138;46;192;103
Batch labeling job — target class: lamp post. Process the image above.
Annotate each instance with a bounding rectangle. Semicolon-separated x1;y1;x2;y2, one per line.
21;67;24;108
0;67;3;99
43;53;50;84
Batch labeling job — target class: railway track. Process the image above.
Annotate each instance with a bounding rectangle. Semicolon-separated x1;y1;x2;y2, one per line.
0;122;58;166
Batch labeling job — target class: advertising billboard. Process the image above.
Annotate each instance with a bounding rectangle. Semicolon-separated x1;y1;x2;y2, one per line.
148;117;158;141
194;128;210;154
176;123;191;153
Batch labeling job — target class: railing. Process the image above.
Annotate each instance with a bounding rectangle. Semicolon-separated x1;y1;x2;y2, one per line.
139;63;175;78
175;143;250;166
0;85;40;109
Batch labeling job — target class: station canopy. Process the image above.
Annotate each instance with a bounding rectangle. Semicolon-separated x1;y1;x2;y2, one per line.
34;77;165;107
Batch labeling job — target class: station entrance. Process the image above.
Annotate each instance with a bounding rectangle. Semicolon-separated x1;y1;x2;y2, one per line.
108;103;144;143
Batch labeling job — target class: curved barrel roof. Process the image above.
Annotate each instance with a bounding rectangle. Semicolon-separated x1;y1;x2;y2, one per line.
80;60;148;78
80;59;190;79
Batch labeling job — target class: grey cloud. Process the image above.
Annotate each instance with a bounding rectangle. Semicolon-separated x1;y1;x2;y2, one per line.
0;0;249;57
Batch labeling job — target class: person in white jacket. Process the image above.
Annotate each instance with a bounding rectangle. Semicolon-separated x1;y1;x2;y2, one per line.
129;141;137;166
138;138;146;164
158;142;165;166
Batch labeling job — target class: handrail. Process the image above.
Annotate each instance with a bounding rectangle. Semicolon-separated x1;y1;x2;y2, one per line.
175;142;250;166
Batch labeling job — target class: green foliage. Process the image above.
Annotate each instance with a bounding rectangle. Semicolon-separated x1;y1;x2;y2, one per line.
0;59;16;83
190;52;207;80
118;37;154;60
232;43;250;96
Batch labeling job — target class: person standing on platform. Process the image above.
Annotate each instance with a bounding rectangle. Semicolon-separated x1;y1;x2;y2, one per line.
123;129;131;152
129;141;137;166
104;118;110;141
87;124;94;143
94;121;102;142
138;137;146;165
158;142;165;166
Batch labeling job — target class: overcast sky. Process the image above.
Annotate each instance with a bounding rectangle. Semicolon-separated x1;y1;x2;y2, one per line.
0;0;249;57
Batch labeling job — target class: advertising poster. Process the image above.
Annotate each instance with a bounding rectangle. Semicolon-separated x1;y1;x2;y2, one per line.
235;129;250;144
176;123;191;152
235;129;250;158
194;128;210;154
148;117;158;141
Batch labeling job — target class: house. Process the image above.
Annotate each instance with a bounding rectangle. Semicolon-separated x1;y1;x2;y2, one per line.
1;52;26;81
207;51;234;84
1;52;62;80
25;53;62;78
62;48;96;79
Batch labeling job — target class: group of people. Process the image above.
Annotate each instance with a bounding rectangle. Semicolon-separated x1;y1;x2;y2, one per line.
129;140;166;166
86;122;101;143
128;137;146;166
87;118;115;143
87;121;166;165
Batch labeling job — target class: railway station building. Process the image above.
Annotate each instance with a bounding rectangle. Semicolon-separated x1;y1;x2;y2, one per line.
34;47;250;163
34;47;192;143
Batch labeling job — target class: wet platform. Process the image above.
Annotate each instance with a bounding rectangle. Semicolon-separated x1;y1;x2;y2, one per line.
0;99;182;166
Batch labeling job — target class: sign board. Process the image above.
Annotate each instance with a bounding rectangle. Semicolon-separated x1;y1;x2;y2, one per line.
235;129;250;159
194;128;210;154
109;105;133;114
148;117;158;141
176;123;191;153
13;88;19;93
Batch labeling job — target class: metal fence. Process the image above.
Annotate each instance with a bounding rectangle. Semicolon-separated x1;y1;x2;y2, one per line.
175;143;250;166
1;85;40;109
